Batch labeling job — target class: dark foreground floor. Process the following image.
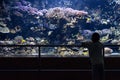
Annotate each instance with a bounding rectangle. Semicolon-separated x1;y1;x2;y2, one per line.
0;57;120;80
0;70;120;80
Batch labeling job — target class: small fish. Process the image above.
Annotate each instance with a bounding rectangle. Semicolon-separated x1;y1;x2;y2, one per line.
70;47;79;52
22;39;26;43
10;29;16;34
0;22;7;27
48;31;53;36
86;17;91;23
13;11;23;17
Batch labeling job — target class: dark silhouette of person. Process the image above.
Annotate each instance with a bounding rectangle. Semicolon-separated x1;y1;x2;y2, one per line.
82;32;104;80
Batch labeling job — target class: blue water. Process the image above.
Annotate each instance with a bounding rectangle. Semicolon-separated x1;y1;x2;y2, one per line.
0;0;120;45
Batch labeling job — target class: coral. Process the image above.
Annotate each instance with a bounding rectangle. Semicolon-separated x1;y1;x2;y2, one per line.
14;36;25;44
102;29;112;35
45;7;88;19
82;30;93;37
13;1;43;16
0;26;10;33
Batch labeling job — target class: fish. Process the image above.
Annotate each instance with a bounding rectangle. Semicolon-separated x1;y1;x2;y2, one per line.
10;29;16;34
13;11;23;17
48;31;53;36
0;22;7;27
70;47;79;52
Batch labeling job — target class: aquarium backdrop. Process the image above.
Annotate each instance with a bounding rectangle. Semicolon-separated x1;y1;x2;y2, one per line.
0;0;120;57
0;0;120;45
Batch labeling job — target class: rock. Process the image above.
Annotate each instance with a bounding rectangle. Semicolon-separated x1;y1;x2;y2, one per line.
0;27;10;33
111;39;119;45
104;47;113;54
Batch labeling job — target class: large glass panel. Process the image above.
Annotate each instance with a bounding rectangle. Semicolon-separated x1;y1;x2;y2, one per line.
0;0;120;57
40;45;120;57
0;46;38;57
104;45;120;57
40;46;89;57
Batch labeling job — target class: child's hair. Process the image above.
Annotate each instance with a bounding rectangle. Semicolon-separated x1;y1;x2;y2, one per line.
91;32;100;43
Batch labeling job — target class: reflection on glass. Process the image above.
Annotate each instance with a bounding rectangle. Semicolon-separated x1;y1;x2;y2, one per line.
104;46;120;56
40;46;120;57
0;46;38;57
41;47;89;57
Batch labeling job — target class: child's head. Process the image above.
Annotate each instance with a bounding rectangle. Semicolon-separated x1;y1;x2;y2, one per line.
91;33;100;43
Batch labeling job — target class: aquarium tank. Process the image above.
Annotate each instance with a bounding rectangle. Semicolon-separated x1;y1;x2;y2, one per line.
0;0;120;57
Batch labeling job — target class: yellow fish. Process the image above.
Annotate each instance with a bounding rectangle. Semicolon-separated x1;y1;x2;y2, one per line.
86;18;91;23
22;39;26;43
83;51;89;56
